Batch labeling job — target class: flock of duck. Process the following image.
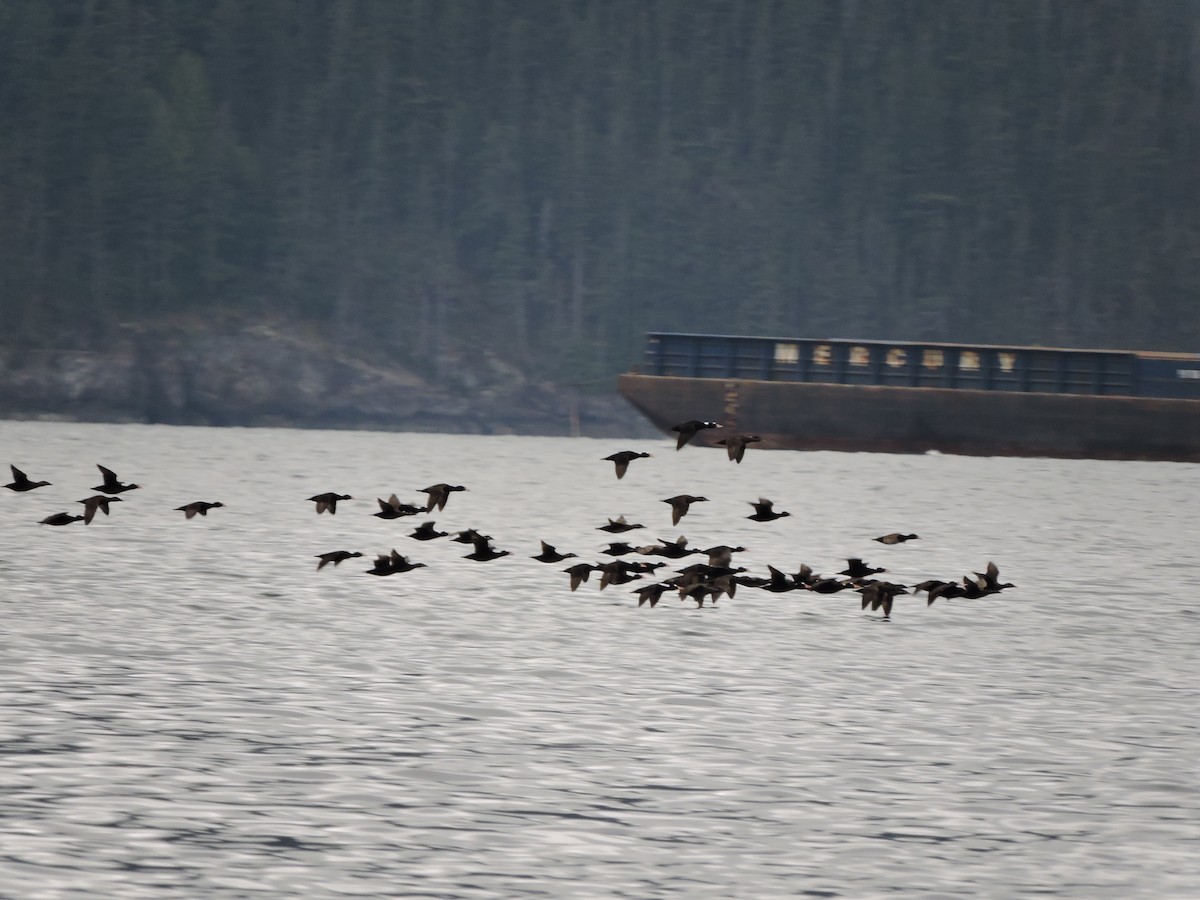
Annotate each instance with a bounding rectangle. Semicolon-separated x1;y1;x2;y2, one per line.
7;418;1015;618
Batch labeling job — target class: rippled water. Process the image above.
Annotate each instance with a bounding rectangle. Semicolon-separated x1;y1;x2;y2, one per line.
1;421;1198;898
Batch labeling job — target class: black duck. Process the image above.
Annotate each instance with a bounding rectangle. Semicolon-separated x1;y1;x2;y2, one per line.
93;465;140;494
670;420;722;450
77;495;122;524
40;512;84;526
603;450;652;479
747;498;790;522
6;465;50;492
420;483;467;513
597;516;645;534
663;494;708;526
409;521;449;541
874;532;919;544
316;550;363;570
175;501;224;519
309;492;351;514
532;541;576;563
716;434;762;463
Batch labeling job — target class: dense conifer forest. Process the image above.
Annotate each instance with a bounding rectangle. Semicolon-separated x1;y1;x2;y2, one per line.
2;1;1198;391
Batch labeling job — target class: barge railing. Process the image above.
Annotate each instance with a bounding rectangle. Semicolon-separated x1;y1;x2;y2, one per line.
639;333;1200;400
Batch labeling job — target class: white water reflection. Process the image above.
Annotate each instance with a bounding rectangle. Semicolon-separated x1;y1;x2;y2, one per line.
1;421;1198;897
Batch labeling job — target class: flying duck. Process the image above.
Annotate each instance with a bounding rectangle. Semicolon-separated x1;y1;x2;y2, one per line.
925;581;966;605
40;512;84;526
597;559;649;589
602;541;636;556
309;492;351;514
464;534;510;561
6;465;50;492
807;577;854;594
715;434;762;463
93;465;140;494
633;582;674;608
793;563;818;587
366;554;396;575
874;533;919;544
972;561;1015;593
839;558;886;578
747;498;790;522
315;550;363;570
385;550;427;573
374;494;422;519
760;565;801;593
564;562;600;591
859;581;909;618
367;550;427;575
175;501;225;519
678;580;723;607
420;483;466;512
603;450;652;479
76;495;122;524
409;521;449;541
637;536;701;559
597;516;645;533
703;545;746;568
670;420;722;450
674;563;747;582
911;579;946;594
532;541;577;563
663;494;708;526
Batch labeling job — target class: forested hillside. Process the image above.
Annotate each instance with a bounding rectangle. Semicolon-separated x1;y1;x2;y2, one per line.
2;1;1197;393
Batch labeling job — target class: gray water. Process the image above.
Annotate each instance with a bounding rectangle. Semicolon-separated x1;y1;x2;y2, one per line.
1;421;1198;898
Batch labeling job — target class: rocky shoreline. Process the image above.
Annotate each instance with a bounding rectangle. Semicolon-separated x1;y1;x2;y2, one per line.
0;325;655;438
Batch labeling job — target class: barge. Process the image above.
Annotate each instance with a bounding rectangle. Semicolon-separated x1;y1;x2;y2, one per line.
617;333;1200;462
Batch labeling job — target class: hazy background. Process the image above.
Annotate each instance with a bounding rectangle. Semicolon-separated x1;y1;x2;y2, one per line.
1;1;1197;423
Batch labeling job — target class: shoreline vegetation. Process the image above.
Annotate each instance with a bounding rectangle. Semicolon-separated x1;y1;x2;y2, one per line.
3;4;1197;431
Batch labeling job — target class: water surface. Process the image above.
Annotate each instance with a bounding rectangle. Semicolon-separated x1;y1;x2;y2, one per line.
1;422;1198;898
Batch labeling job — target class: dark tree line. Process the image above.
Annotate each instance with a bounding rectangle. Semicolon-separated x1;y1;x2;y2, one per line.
2;0;1197;388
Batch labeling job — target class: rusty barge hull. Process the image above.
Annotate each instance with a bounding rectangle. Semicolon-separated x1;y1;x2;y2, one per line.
618;373;1200;462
